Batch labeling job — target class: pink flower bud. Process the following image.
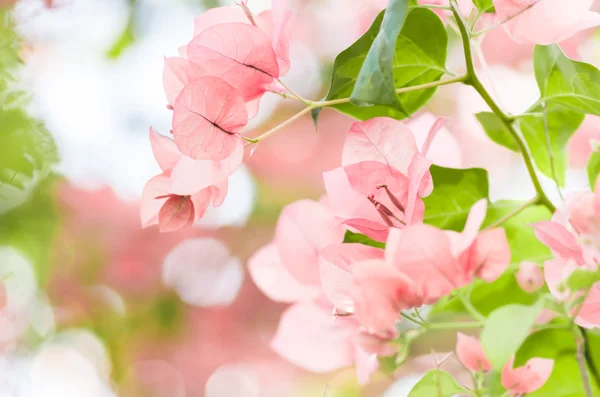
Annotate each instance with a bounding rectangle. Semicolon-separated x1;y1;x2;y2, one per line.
516;261;544;293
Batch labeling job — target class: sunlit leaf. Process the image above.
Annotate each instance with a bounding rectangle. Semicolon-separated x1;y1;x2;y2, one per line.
407;370;466;397
343;230;385;249
481;300;544;368
320;7;448;122
350;0;409;110
423;166;489;231
587;150;600;189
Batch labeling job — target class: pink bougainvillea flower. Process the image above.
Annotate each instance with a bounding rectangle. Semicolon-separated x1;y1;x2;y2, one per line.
274;199;346;284
494;0;600;45
163;57;207;107
193;0;292;75
248;199;344;301
248;199;389;383
324;117;435;242
455;333;493;373
318;243;385;314
172;76;248;161
339;200;510;334
516;261;544;293
501;356;554;395
543;257;600;328
140;128;236;231
351;200;510;324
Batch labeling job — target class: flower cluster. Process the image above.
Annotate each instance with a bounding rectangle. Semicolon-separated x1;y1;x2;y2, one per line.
249;117;512;382
141;0;291;232
532;177;600;329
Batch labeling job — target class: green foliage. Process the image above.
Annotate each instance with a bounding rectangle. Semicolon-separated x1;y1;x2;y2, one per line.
0;10;58;204
107;0;137;59
350;0;409;111
423;165;489;231
343;230;385;249
567;269;600;291
476;112;518;152
484;200;552;264
430;270;539;317
0;175;60;285
319;7;448;122
518;106;584;187
588;150;600;189
472;0;495;12
534;45;600;116
407;370;466;396
480;300;544;368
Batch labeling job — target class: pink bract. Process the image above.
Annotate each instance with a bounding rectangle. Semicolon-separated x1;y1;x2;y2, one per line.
494;0;600;45
516;261;544;293
172;76;247;161
455;333;493;373
501;356;554;395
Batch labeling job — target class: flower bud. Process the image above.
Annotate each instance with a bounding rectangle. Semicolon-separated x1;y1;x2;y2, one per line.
516;261;544;293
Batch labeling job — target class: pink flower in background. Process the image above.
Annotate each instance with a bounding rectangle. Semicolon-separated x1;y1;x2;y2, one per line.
323;117;435;242
141;128;239;232
494;0;600;44
568;116;600;168
455;333;492;373
516;262;544;292
501;356;554;395
248;200;386;383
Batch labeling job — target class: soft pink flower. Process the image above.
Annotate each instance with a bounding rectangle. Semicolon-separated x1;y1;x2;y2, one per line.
172;76;247;161
346;200;510;333
455;333;492;373
140;128;239;231
494;0;600;45
516;261;544;292
324;117;435;242
501;356;554;395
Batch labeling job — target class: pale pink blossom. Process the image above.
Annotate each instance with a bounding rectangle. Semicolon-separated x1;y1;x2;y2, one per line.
532;180;600;327
172;76;247;162
501;356;554;395
140;128;239;232
516;261;544;292
324;117;435;242
455;333;492;373
494;0;600;45
345;200;510;333
569;116;600;168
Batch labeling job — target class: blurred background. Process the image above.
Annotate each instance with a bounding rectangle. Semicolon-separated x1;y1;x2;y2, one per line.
0;0;599;395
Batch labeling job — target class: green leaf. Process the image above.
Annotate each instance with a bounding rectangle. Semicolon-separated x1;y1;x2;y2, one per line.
407;370;466;397
0;9;58;211
472;0;496;12
423;166;489;231
518;106;584;187
566;269;600;291
481;301;544;368
323;7;448;120
534;44;600;115
430;270;539;318
476;112;518;152
0;175;60;285
350;0;409;110
588;150;600;189
343;230;385;249
484;200;552;264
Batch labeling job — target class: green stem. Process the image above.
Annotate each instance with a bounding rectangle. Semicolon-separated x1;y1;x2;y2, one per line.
450;0;556;214
401;312;427;327
483;196;538;230
459;294;487;323
573;325;594;397
252;76;467;143
428;321;483;330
